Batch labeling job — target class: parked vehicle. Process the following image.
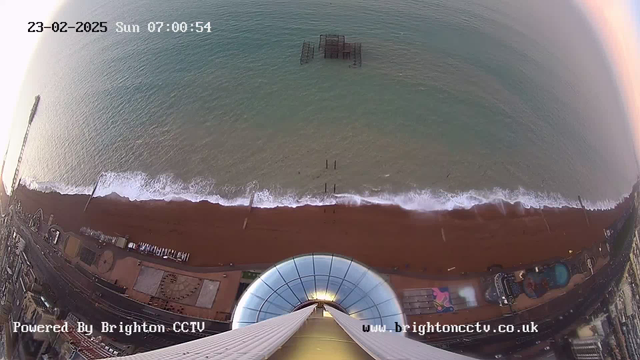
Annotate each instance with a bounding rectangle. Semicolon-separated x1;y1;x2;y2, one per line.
134;241;189;263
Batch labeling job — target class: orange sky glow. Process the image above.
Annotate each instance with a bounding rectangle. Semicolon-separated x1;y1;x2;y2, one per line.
578;0;640;168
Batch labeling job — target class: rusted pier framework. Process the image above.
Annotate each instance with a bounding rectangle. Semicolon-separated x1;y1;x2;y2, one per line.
300;41;315;64
319;34;347;59
300;35;362;67
318;34;362;67
351;42;362;68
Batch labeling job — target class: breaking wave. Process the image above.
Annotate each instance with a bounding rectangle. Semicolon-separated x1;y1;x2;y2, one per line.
19;172;624;211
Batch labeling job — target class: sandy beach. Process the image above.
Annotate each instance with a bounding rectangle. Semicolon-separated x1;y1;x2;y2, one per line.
12;185;632;275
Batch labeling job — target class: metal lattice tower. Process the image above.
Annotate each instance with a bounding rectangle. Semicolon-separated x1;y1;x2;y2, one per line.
10;95;40;195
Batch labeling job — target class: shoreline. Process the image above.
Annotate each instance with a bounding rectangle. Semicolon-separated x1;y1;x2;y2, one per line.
12;185;632;274
19;176;626;211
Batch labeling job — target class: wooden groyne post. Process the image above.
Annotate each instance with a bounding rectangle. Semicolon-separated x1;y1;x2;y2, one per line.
243;192;256;230
578;196;590;226
83;174;102;213
540;209;551;233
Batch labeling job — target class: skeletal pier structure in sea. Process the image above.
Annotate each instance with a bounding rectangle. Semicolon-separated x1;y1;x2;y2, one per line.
300;41;314;64
299;34;362;67
10;95;40;199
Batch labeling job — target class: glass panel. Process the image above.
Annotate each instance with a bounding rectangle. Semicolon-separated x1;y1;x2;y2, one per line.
357;272;380;294
348;296;375;314
288;278;309;303
351;307;379;322
368;283;394;304
236;308;259;323
344;263;367;285
313;255;332;275
326;276;343;301
233;254;406;331
275;259;302;282
341;286;367;310
277;285;302;307
301;276;316;299
252;286;275;304
334;280;355;304
329;257;351;278
375;298;402;317
259;267;286;290
313;275;330;300
293;256;315;277
243;292;267;310
261;300;289;316
266;291;296;311
258;312;277;322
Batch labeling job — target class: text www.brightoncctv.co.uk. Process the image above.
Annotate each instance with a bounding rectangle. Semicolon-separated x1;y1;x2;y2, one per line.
363;322;539;336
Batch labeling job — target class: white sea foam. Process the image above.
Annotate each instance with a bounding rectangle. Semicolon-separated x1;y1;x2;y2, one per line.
19;172;624;211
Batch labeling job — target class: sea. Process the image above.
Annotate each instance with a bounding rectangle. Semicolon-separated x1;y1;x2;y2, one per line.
3;0;638;211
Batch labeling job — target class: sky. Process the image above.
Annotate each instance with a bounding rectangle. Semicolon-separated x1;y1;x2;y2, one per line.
577;0;640;168
1;0;640;185
0;0;65;160
635;0;640;33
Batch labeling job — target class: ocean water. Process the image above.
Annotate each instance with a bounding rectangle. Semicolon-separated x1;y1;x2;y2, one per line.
4;0;638;210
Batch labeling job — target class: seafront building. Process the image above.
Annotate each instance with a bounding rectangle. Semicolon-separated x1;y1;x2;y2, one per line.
568;229;640;360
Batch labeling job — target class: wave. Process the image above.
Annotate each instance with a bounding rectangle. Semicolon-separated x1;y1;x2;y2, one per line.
19;172;624;211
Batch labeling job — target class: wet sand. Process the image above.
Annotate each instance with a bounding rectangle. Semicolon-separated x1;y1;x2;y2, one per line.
13;185;631;274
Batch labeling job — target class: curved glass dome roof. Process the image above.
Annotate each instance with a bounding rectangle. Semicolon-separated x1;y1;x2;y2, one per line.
232;254;406;332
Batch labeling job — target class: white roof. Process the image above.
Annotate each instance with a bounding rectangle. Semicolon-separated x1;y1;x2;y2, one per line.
116;305;315;360
326;305;474;360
